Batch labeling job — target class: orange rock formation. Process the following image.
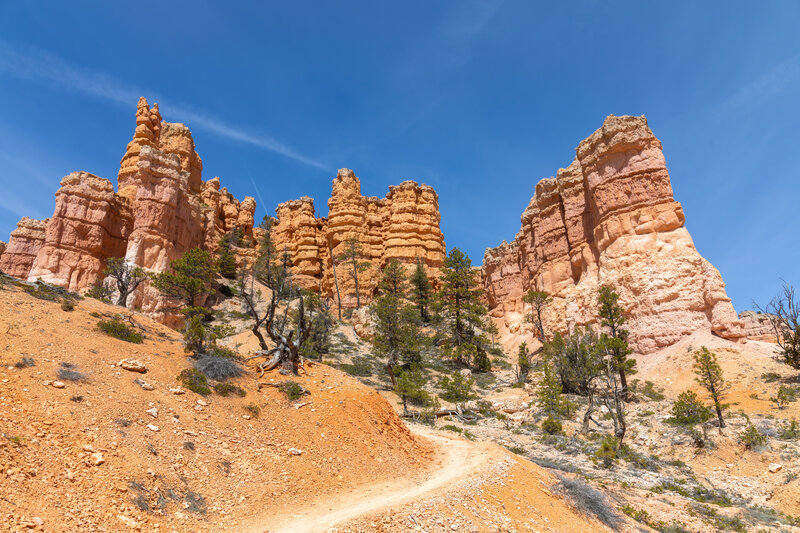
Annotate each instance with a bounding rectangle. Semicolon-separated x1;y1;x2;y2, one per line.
0;217;49;279
0;98;255;314
273;168;446;309
483;115;744;353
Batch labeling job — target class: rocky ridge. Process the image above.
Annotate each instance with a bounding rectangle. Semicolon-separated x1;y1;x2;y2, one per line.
0;98;256;318
483;115;744;354
273;168;446;309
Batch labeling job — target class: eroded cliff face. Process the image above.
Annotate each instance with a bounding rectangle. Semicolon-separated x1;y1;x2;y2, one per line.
0;218;48;279
0;98;256;318
483;115;744;354
273;169;446;309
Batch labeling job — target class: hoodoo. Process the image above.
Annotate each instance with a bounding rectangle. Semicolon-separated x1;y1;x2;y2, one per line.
482;115;745;353
273;168;446;309
0;98;256;316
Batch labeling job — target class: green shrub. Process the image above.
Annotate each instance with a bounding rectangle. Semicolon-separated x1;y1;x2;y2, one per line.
669;390;713;425
439;371;476;403
771;385;798;409
244;403;261;417
23;280;72;302
61;298;76;311
98;318;143;343
280;381;307;401
595;435;618;468
442;424;463;433
86;281;113;303
337;362;372;377
213;383;246;397
542;416;563;435
178;368;211;396
762;372;781;383
779;418;800;440
632;379;666;401
739;425;767;450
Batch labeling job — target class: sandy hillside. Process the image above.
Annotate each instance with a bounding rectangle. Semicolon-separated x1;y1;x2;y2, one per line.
0;282;623;532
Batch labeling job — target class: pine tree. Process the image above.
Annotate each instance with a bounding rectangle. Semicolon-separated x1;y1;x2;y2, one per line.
371;259;421;386
297;290;334;361
151;247;216;314
438;247;490;370
337;236;371;309
536;358;572;418
517;342;531;382
216;229;238;280
394;365;431;415
409;258;432;322
523;289;551;345
598;286;636;402
255;216;278;289
693;346;728;429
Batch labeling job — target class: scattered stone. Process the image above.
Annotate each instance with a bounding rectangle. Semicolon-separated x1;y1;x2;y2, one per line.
197;399;208;406
459;368;472;379
242;414;252;420
287;448;303;456
90;452;105;466
117;514;139;528
170;387;185;395
51;381;65;389
135;379;155;391
769;463;783;473
146;424;160;432
146;407;159;419
118;359;147;373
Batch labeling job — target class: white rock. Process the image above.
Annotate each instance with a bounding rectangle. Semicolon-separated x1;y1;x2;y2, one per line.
197;399;208;406
146;407;159;419
118;359;147;373
170;387;185;395
287;447;303;456
52;381;65;389
90;452;105;466
146;424;160;432
769;463;783;473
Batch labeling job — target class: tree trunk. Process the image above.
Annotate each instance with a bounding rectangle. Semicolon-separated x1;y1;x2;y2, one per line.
386;361;397;388
619;368;629;402
329;242;342;320
252;324;268;351
715;400;726;429
352;256;361;309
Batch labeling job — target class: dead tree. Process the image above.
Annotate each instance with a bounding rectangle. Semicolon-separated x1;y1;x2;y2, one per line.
238;266;311;375
757;282;800;370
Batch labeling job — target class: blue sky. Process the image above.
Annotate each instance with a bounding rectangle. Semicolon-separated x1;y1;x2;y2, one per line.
0;1;798;311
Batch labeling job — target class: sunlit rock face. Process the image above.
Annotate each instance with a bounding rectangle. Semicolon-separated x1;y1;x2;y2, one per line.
0;217;48;279
273;169;446;309
0;98;256;322
483;115;744;354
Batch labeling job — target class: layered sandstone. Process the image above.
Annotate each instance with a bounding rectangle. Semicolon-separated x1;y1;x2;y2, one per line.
0;217;48;279
483;115;744;354
0;98;256;316
273;169;446;308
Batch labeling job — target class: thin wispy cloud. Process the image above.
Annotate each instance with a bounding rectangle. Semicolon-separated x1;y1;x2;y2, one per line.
719;53;800;113
0;40;327;170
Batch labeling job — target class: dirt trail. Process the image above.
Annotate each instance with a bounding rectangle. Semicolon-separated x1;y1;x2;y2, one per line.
248;425;491;533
